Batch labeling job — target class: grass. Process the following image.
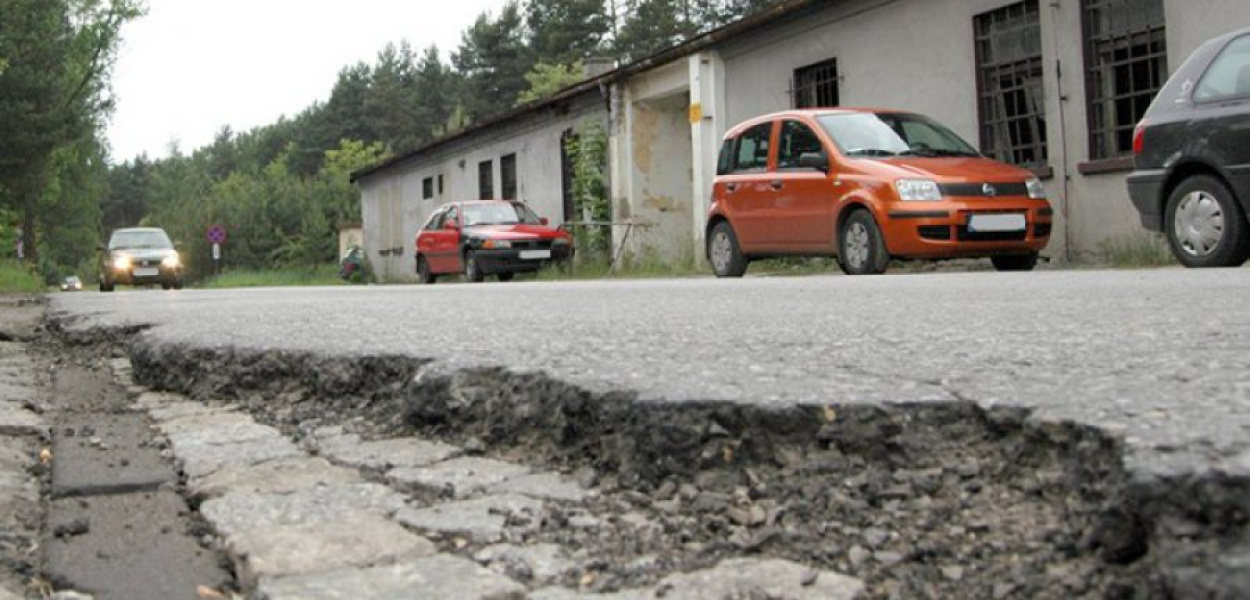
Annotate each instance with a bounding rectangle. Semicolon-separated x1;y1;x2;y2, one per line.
200;264;348;289
0;260;46;293
1097;232;1176;268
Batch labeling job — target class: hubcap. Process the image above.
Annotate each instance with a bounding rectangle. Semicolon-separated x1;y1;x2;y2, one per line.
1175;191;1225;258
845;223;870;268
710;232;732;272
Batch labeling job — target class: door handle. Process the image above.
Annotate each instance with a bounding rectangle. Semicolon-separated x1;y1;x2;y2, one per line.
770;180;783;190
726;183;739;193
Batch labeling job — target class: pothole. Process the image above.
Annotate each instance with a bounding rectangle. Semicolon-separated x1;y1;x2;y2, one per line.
51;324;1250;599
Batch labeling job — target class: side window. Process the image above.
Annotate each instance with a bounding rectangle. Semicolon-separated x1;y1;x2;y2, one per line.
777;121;825;170
445;207;460;227
716;140;733;176
424;210;446;231
732;122;773;173
1194;35;1250;103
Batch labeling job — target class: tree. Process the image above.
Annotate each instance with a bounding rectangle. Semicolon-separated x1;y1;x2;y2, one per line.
614;0;697;62
452;1;534;120
516;61;586;105
526;0;611;65
0;0;141;265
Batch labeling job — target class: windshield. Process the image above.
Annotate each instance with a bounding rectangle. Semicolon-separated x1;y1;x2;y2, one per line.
461;203;543;226
817;113;981;158
109;229;173;250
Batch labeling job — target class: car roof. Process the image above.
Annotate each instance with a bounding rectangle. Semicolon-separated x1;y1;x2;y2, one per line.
724;108;917;138
111;227;167;234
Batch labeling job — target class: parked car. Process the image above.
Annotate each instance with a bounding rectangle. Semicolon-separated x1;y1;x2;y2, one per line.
1127;26;1250;268
98;227;184;291
59;275;82;292
706;109;1052;276
414;200;573;283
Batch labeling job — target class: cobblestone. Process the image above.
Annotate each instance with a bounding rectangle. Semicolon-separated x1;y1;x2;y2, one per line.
386;456;531;498
257;554;527;600
396;493;546;544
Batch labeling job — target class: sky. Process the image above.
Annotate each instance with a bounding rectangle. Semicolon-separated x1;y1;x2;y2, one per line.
106;0;508;163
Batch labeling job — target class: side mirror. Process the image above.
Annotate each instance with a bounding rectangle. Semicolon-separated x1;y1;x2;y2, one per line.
540;217;550;226
799;152;829;172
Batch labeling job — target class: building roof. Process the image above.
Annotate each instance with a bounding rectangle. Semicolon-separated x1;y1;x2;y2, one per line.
350;0;823;184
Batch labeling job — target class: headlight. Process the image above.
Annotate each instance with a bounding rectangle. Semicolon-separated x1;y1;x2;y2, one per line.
482;240;511;249
162;253;181;268
552;238;571;246
895;179;943;202
1026;178;1047;200
112;255;132;270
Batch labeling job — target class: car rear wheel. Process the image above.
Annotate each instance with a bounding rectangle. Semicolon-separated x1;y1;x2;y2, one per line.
464;250;485;283
708;221;748;278
1165;175;1250;267
99;278;114;292
838;210;889;275
497;272;515;282
991;252;1039;271
416;255;437;284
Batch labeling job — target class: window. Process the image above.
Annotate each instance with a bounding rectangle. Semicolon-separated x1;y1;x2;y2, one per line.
731;123;773;172
438;174;444;195
478;160;493;199
422;177;434;200
446;207;460;227
975;1;1047;168
424;210;447;231
1082;0;1167;160
500;153;518;200
1194;34;1250;103
793;58;839;109
777;121;825;170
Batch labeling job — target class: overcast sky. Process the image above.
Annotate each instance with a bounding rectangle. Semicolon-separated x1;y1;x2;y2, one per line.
106;0;508;162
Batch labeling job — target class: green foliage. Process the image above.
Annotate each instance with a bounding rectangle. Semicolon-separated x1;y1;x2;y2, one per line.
527;0;611;64
452;1;535;120
517;61;585;105
564;123;611;258
0;259;43;292
200;264;345;289
1098;232;1175;268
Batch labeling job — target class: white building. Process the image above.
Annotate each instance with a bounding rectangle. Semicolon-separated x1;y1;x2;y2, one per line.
354;0;1250;281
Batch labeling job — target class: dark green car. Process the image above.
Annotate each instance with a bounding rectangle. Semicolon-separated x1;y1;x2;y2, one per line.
98;227;184;292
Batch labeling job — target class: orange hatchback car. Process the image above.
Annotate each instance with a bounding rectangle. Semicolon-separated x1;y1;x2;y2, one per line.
706;109;1053;276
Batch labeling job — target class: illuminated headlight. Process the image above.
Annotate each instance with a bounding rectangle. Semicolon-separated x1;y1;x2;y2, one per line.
112;255;132;271
1026;178;1047;200
482;239;512;249
552;238;571;246
161;252;181;268
895;179;943;202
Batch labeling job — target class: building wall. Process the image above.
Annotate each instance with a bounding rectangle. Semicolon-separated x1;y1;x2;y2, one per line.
358;92;609;282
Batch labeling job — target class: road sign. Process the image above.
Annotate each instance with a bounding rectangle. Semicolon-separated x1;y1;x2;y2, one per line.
206;224;227;245
212;243;221;261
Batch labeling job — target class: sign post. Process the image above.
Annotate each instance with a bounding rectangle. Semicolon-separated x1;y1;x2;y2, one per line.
206;225;227;275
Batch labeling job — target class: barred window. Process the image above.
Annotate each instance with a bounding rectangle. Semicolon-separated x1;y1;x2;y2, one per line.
975;0;1047;168
478;160;493;199
500;153;518;200
1082;0;1167;160
793;58;839;109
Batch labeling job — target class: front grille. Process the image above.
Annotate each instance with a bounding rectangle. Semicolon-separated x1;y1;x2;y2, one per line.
510;240;552;250
1034;223;1052;238
957;227;1028;242
939;182;1030;197
918;225;951;240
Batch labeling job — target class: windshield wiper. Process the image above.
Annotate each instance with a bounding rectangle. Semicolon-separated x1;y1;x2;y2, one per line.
844;148;899;157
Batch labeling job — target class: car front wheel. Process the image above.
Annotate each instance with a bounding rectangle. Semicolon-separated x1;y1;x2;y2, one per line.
416;255;437;284
838;210;889;275
464;250;485;283
708;221;748;278
1165;175;1250;267
99;278;114;292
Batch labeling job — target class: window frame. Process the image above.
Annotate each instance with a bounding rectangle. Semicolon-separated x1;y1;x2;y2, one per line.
422;176;434;200
1080;0;1168;162
729;122;775;174
500;153;518;200
793;58;840;109
776;120;826;171
973;0;1049;169
478;160;494;199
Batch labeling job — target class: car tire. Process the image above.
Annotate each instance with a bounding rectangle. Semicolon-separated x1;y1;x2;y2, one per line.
161;282;171;290
708;221;748;278
991;252;1039;272
838;209;889;275
172;279;183;290
100;278;114;292
497;272;515;282
416;255;437;284
1164;175;1250;267
464;250;485;283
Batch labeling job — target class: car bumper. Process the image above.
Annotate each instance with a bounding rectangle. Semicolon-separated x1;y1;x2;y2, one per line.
107;266;183;285
474;246;573;274
882;198;1052;259
1126;169;1167;231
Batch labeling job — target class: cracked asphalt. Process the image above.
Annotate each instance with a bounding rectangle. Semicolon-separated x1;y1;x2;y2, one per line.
47;268;1250;481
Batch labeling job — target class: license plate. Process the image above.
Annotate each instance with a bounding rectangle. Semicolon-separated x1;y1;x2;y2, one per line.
519;249;551;260
967;213;1026;232
134;267;159;277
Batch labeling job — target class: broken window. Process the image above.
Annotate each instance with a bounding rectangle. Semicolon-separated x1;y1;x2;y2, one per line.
478;160;493;199
793;58;839;109
501;153;518;200
975;0;1048;168
1083;0;1167;160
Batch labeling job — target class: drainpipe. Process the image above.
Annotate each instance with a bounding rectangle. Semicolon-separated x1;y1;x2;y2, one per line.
1049;0;1073;263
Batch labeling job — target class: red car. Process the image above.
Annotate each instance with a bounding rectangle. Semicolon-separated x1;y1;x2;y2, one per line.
414;200;573;283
